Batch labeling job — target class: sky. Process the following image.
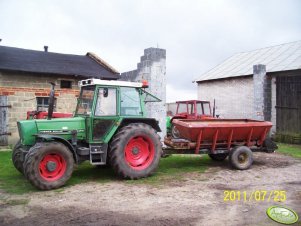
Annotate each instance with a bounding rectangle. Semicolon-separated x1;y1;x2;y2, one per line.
1;0;301;102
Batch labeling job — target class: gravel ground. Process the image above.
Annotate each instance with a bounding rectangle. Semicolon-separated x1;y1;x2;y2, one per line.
0;152;300;226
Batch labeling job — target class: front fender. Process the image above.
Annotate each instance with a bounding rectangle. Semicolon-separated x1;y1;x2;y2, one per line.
35;134;78;163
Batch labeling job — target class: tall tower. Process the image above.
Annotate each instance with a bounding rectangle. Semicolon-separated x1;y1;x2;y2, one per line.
121;48;166;140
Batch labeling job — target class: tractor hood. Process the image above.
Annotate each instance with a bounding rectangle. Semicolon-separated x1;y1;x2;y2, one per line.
17;117;86;145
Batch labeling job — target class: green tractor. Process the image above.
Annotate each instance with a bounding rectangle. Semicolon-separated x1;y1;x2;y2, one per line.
13;79;162;190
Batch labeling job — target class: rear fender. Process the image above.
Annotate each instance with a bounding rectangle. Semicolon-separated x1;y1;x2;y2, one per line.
120;118;161;132
35;134;78;163
171;116;185;123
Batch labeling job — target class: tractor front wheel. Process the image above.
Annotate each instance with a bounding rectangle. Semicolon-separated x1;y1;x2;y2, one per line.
109;123;161;179
23;142;74;190
12;140;24;174
171;124;181;139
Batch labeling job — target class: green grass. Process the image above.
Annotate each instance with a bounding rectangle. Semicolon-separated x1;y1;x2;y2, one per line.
277;143;301;158
0;151;211;194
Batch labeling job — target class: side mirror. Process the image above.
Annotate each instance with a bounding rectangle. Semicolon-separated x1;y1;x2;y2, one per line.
103;88;108;97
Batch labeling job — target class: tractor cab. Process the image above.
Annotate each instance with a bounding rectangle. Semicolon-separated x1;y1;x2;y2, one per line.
175;100;213;119
167;100;215;138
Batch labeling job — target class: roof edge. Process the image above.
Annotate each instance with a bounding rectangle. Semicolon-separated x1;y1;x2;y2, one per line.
87;52;120;74
196;74;253;83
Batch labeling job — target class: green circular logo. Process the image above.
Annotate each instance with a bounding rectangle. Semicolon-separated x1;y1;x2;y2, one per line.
267;206;299;225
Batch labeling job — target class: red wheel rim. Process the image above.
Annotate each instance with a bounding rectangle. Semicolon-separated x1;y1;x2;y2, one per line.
125;136;155;170
39;153;67;181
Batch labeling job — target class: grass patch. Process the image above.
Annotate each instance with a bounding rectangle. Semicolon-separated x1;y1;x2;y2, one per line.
277;143;301;158
3;199;30;206
0;151;36;194
127;155;211;185
0;150;211;194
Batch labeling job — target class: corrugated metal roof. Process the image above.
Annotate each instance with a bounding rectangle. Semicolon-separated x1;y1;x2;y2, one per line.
0;45;120;79
196;40;301;82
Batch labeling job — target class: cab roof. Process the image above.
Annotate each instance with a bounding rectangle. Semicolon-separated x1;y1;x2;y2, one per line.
79;78;146;88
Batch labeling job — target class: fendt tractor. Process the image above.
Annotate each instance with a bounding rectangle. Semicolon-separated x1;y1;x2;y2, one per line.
13;79;162;190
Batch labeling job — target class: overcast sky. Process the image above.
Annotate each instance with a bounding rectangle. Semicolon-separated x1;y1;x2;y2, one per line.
1;0;301;102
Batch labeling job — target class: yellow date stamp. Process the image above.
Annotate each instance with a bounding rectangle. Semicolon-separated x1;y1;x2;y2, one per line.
224;190;286;202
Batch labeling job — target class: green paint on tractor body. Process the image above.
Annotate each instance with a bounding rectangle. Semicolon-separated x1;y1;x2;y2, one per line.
18;117;86;145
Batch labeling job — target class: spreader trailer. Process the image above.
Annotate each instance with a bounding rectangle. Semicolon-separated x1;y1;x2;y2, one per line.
164;119;277;169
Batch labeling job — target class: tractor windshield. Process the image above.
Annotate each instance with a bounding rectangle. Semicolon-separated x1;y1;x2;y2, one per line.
196;102;211;115
76;86;95;115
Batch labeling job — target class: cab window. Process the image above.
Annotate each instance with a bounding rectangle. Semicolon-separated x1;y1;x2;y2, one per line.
95;88;117;116
120;87;142;116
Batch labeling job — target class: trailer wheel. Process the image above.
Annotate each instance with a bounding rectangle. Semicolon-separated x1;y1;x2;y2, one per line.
12;140;24;174
208;153;228;161
23;142;74;190
229;146;253;170
109;123;161;179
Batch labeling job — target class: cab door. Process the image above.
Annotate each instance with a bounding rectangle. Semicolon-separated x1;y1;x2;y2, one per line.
91;87;119;143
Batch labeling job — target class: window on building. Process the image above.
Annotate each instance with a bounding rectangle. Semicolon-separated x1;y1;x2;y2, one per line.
60;80;72;89
36;97;57;111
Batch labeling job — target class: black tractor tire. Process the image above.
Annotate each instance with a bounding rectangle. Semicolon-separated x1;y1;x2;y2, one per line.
263;138;278;153
229;146;253;170
23;142;74;190
208;153;228;161
109;123;162;179
171;124;181;139
12;140;24;174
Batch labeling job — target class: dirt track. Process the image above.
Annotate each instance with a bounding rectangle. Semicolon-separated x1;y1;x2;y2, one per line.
0;152;300;226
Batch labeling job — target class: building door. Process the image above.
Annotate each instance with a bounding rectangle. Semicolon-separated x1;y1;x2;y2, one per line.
276;75;301;137
0;96;9;146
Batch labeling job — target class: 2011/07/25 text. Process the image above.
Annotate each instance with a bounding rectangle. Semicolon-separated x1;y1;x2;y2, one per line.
224;190;286;202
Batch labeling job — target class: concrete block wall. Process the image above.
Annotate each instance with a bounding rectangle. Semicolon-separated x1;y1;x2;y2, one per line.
121;48;166;140
253;64;272;121
271;77;277;133
197;76;254;119
0;71;80;145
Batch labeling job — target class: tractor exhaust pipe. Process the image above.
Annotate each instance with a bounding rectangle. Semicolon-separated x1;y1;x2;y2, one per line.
47;82;55;120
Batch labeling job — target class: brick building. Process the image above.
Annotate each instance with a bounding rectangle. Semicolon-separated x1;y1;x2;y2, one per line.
0;45;119;146
195;41;301;143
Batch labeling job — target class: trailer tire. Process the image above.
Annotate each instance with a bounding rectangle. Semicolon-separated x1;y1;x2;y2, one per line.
23;142;74;190
208;153;228;161
12;140;24;174
229;146;253;170
109;123;161;179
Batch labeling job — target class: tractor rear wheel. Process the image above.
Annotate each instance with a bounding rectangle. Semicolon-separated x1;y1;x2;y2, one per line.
229;146;253;170
109;123;161;179
12;140;24;174
208;153;228;161
23;142;74;190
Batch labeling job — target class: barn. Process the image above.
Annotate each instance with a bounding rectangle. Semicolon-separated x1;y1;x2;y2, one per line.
0;45;119;146
195;41;301;143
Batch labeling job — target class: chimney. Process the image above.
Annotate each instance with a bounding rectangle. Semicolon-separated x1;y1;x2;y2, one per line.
44;46;48;52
